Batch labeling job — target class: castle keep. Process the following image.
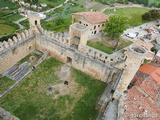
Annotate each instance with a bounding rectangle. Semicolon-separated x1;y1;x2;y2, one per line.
0;12;147;101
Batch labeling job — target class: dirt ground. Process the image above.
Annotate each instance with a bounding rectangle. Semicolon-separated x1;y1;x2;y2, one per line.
46;64;86;100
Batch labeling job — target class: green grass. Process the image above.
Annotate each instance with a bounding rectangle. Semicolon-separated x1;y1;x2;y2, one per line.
19;19;29;30
38;0;65;6
104;7;149;26
87;41;115;54
0;57;106;120
0;12;23;36
89;3;104;11
117;39;133;50
87;39;133;54
0;76;15;95
0;0;14;8
0;24;15;36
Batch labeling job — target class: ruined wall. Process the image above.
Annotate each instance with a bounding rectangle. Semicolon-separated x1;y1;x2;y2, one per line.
0;30;36;74
35;34;122;83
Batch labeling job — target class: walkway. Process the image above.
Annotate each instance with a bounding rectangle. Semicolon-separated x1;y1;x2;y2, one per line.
103;100;119;120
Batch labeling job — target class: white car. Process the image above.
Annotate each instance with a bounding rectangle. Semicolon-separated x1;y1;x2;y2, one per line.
153;30;159;34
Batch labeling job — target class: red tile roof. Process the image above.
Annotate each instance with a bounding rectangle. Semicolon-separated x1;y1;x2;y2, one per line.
138;64;160;84
123;86;160;120
122;63;160;120
140;76;160;101
73;11;109;24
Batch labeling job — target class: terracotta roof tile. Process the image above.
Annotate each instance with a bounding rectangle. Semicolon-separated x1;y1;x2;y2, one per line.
140;76;160;101
123;87;160;120
138;64;160;84
73;11;109;24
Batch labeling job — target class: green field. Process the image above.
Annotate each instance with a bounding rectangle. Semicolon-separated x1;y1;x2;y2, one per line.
0;24;15;36
0;57;106;120
104;7;149;26
38;0;65;6
0;0;14;8
89;3;104;11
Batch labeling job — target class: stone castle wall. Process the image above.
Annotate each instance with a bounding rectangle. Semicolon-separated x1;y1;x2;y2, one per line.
0;30;36;74
35;34;122;83
0;26;122;83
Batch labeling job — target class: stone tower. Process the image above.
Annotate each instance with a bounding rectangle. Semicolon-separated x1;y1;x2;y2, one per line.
68;23;89;51
113;44;147;99
28;12;46;32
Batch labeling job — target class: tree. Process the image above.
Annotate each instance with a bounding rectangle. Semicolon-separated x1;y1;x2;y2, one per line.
104;15;128;39
104;15;129;50
142;10;160;21
142;12;151;21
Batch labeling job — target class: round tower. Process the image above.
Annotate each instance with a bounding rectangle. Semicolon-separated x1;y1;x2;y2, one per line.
113;44;147;99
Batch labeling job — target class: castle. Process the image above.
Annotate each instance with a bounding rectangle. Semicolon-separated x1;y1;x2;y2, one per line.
0;11;147;118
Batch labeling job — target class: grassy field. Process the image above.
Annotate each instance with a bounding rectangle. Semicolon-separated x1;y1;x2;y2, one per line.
89;3;104;11
0;24;15;36
0;76;15;95
0;57;106;120
104;7;149;26
0;11;24;36
0;0;14;8
87;38;133;54
38;0;65;6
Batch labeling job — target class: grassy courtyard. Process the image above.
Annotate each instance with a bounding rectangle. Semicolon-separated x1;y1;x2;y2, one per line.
0;57;106;120
104;7;149;26
0;76;15;95
87;38;133;54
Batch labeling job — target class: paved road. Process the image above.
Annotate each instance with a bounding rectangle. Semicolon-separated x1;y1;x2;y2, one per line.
13;17;27;29
41;0;69;14
12;0;69;29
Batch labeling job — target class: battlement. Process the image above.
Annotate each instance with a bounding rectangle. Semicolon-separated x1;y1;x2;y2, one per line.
79;45;126;64
37;26;69;46
0;29;33;53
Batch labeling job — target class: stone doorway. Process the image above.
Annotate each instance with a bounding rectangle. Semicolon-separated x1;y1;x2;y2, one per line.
67;57;72;66
35;20;37;25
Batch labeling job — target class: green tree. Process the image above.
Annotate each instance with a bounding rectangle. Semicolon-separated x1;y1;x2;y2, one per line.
104;15;129;50
142;11;151;21
104;15;128;39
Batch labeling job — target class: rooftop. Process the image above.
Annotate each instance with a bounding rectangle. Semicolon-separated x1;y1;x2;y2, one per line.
122;63;160;120
139;64;160;84
73;11;109;24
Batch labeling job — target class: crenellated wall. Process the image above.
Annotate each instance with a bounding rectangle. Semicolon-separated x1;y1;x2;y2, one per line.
35;34;122;83
0;29;35;74
79;44;126;64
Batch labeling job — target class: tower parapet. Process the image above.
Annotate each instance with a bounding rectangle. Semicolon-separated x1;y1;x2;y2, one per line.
28;12;46;33
113;44;147;99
